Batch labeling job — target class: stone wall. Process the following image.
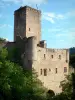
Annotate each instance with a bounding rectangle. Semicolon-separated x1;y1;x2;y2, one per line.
14;6;70;94
26;6;41;44
14;6;41;44
32;47;69;93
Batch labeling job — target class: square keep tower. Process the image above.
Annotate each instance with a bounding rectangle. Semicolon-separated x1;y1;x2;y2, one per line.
14;6;41;44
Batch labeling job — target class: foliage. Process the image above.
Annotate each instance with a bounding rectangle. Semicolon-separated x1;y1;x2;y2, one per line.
0;38;6;43
60;75;72;94
46;90;55;100
1;46;75;100
46;74;74;100
59;74;73;100
0;48;46;100
70;54;75;67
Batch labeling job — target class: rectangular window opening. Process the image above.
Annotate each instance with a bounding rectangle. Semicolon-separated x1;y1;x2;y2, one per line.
55;68;58;74
29;28;30;31
59;55;61;59
44;69;47;76
40;69;42;75
51;55;53;58
44;54;46;59
64;67;67;73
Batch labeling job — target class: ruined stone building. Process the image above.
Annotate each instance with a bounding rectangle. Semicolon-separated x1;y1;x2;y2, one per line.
13;6;69;93
1;6;69;94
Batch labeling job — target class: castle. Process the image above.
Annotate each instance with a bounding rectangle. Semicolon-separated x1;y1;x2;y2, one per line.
0;6;69;94
13;6;69;93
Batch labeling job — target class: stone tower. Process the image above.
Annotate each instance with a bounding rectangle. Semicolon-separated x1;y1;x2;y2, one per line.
14;6;41;44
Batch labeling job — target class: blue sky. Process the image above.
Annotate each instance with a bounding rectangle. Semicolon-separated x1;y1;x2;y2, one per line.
0;0;75;48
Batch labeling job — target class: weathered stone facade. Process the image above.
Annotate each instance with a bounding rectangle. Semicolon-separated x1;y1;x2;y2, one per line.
14;6;69;93
14;6;41;44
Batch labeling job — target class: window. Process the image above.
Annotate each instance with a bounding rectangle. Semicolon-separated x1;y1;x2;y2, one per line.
55;68;58;74
40;69;42;75
29;28;30;31
64;67;67;73
49;68;51;72
44;54;46;59
44;69;47;76
59;55;61;59
66;60;68;63
51;55;53;58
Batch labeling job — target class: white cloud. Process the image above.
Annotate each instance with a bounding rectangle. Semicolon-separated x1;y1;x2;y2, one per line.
44;17;55;23
44;12;55;18
23;0;47;5
2;0;21;4
42;12;64;24
1;0;47;6
67;10;75;17
48;28;62;32
56;33;66;37
56;14;64;19
0;24;13;28
0;1;10;7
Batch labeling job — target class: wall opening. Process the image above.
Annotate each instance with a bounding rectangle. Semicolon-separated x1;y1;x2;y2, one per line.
55;68;58;74
44;54;46;59
59;55;61;59
51;55;53;58
66;60;68;63
47;90;55;97
49;68;51;72
29;28;30;31
64;67;67;73
44;69;47;76
40;69;42;75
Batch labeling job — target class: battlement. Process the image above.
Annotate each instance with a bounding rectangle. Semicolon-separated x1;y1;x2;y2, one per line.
46;48;69;53
15;6;41;14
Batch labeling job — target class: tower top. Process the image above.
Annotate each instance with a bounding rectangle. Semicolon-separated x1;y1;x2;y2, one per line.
14;5;41;43
15;5;41;13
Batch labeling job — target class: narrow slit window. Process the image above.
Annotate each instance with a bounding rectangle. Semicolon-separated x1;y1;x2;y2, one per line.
55;68;58;74
44;69;47;76
44;54;46;59
40;69;42;75
29;28;30;31
49;68;51;72
66;60;68;63
59;55;61;59
51;55;53;58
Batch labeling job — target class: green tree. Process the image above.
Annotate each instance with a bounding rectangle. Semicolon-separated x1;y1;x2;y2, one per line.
0;38;6;43
59;74;73;100
70;54;75;68
0;48;46;100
